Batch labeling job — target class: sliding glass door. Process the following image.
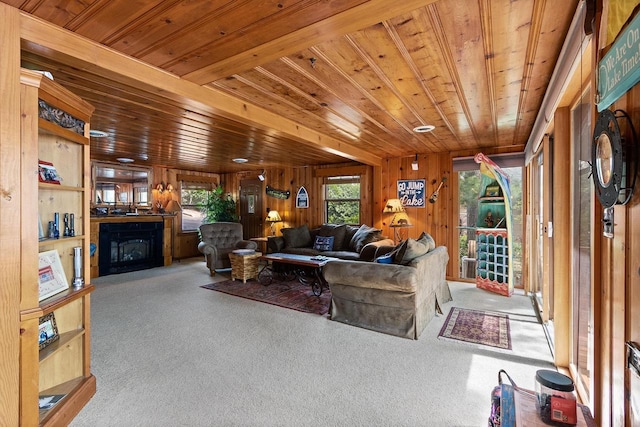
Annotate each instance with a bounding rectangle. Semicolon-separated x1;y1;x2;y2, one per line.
571;89;593;400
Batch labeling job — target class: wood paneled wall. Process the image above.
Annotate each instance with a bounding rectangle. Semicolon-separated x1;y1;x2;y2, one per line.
151;166;220;259
220;153;456;277
595;82;640;426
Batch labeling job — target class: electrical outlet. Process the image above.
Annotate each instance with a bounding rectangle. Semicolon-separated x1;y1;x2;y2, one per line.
627;342;640;377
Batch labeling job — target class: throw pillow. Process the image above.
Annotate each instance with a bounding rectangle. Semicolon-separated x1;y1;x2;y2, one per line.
313;235;334;251
349;224;383;252
417;231;436;252
375;253;393;264
344;225;360;250
318;224;347;250
281;224;312;248
393;237;430;265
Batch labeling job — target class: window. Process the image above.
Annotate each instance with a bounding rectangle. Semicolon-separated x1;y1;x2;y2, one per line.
324;176;360;224
180;182;213;231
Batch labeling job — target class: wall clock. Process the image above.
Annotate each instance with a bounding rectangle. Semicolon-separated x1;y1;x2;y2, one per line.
591;109;637;208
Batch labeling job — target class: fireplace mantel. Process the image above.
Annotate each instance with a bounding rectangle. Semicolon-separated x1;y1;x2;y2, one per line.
89;215;173;278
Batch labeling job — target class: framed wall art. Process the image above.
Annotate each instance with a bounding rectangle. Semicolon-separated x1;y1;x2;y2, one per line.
38;250;69;301
296;186;309;208
397;179;426;207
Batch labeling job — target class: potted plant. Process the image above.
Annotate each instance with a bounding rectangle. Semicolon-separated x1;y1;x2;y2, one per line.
203;186;238;223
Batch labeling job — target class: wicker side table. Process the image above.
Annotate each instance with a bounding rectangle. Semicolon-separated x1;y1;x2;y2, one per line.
229;251;262;283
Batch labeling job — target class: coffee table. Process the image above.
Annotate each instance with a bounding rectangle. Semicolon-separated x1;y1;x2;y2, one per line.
258;253;336;296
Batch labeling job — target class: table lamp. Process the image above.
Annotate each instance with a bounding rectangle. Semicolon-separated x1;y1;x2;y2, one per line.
389;211;413;243
265;210;282;236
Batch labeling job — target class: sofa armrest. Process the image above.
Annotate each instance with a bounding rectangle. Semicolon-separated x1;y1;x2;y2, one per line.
267;236;285;253
197;241;215;255
324;260;418;292
359;238;395;261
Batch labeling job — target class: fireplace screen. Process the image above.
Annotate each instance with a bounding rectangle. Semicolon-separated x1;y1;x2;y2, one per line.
99;222;163;276
112;239;150;263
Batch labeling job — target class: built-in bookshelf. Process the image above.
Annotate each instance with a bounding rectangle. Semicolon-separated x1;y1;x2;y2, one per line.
19;69;96;426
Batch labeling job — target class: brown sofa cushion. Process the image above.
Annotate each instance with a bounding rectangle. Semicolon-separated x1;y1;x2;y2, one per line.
282;224;312;248
318;224;347;250
349;224;383;252
343;225;360;250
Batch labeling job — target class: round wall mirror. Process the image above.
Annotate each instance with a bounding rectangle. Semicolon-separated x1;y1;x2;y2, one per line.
591;109;637;208
595;133;613;187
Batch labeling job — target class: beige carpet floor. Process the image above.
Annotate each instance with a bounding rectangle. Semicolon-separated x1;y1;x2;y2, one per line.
70;257;554;427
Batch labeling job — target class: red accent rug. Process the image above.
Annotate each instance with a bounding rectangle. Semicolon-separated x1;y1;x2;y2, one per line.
438;307;511;350
200;278;331;316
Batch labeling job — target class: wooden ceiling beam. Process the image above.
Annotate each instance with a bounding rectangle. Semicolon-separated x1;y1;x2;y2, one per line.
181;0;439;84
18;11;382;167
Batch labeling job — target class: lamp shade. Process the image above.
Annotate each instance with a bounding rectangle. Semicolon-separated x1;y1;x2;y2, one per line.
266;210;282;222
383;198;405;213
389;212;412;227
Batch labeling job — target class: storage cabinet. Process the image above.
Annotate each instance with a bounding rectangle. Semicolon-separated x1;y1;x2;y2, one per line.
476;228;510;295
475;179;513;296
19;69;95;426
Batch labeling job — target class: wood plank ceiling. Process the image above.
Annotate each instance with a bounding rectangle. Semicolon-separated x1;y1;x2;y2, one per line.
6;0;580;173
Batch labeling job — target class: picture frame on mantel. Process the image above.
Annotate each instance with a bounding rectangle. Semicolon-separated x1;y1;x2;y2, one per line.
38;249;69;301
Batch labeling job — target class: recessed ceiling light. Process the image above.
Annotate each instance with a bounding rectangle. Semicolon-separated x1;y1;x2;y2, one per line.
413;125;435;133
232;158;248;163
116;158;134;163
89;130;109;138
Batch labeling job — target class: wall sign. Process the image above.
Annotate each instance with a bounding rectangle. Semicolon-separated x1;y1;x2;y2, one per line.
266;185;290;199
597;12;640;111
296;186;309;208
397;179;426;208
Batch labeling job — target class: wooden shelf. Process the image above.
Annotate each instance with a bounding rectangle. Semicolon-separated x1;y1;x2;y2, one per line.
39;284;94;315
39;376;96;426
38;182;85;192
39;235;86;247
39;329;85;363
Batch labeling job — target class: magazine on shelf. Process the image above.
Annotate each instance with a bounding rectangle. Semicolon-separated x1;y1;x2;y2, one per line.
39;394;65;410
38;160;61;184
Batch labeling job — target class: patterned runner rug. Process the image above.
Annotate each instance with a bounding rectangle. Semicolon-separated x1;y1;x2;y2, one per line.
201;278;330;315
438;307;511;350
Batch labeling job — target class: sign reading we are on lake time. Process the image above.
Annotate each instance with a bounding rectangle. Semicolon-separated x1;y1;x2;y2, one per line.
397;179;426;208
598;12;640;111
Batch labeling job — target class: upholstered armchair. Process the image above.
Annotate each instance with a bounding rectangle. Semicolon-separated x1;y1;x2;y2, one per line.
197;222;258;276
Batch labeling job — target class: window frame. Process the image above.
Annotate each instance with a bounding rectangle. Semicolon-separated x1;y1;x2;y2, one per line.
180;181;215;232
323;175;361;225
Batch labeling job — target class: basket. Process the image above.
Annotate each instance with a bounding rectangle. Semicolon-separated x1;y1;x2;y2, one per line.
229;252;262;283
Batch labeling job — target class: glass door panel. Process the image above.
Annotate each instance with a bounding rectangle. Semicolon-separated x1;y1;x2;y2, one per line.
571;89;592;398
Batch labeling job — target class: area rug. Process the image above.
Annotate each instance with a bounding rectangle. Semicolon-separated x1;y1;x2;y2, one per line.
438;307;511;350
200;278;331;316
